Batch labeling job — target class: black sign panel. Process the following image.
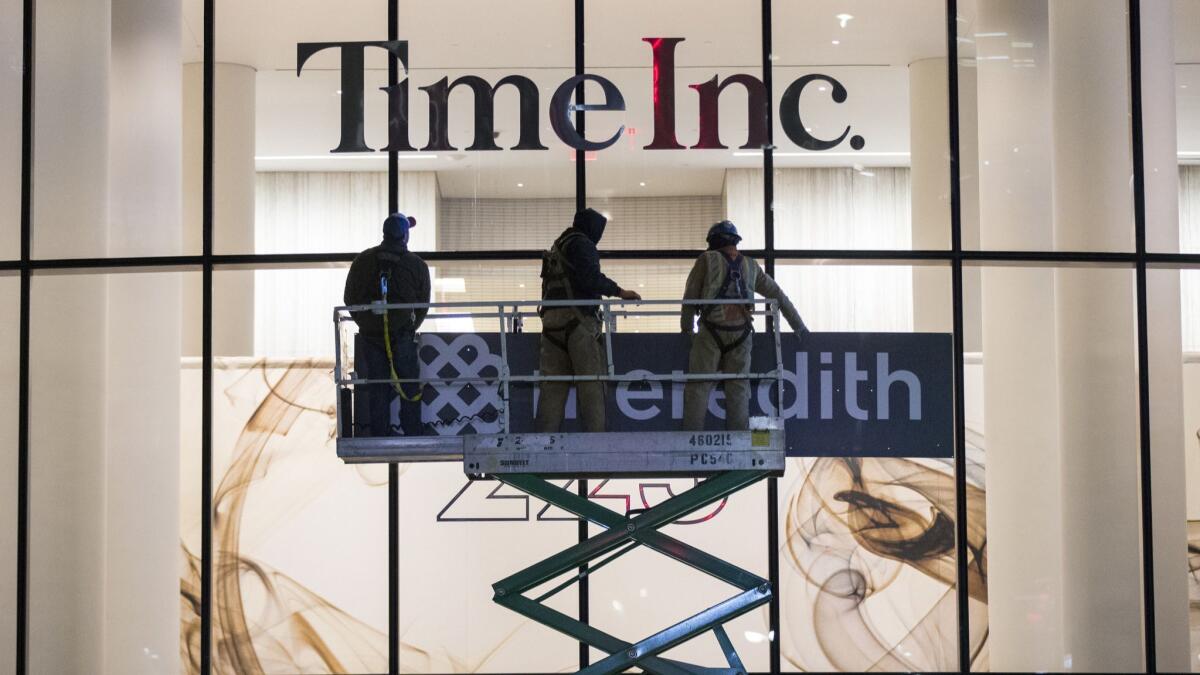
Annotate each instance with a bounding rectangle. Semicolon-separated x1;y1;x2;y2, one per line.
397;331;952;458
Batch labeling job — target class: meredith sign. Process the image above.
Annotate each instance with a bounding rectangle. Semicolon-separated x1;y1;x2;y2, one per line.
297;38;866;155
384;331;953;458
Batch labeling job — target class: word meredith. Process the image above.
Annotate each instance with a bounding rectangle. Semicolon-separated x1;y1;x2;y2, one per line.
297;38;866;154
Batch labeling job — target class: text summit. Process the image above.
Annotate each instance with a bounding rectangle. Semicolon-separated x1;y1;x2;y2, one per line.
297;37;867;154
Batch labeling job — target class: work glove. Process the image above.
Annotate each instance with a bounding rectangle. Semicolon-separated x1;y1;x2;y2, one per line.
797;327;811;349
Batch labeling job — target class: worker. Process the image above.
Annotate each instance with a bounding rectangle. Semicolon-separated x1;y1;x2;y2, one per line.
681;220;808;431
344;212;431;437
536;208;641;432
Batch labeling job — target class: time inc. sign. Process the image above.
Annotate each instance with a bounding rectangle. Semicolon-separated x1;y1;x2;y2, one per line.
297;38;866;154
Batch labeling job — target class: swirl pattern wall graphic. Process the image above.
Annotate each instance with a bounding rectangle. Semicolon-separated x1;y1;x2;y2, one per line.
179;359;991;673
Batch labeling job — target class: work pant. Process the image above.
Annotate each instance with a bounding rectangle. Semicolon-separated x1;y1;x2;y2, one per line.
535;310;606;432
354;332;423;437
682;327;752;431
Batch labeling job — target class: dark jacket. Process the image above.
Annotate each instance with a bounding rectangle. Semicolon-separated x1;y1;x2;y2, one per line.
344;238;431;342
550;209;621;303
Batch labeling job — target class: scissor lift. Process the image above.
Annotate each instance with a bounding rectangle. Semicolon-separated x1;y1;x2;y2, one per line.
333;298;788;675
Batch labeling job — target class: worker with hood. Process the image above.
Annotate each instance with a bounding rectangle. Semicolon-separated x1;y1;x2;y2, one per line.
344;212;431;437
681;220;808;431
536;208;641;432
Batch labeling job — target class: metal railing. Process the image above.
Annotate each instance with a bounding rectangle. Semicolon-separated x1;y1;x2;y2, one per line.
333;298;787;438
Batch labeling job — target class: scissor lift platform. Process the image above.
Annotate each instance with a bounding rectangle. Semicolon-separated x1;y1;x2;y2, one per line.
337;425;784;477
333;298;792;674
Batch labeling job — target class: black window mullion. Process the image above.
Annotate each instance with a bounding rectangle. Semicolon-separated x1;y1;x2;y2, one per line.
944;0;972;672
1128;0;1157;671
200;0;215;672
574;0;589;669
759;0;781;672
15;0;35;671
386;1;401;674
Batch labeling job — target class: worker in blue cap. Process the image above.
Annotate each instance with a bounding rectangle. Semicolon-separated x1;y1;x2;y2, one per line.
680;220;808;431
344;213;431;437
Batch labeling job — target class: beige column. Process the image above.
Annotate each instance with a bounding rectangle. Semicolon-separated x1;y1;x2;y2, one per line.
0;0;21;668
107;0;183;672
27;0;110;671
1048;2;1153;671
974;1;1065;670
909;57;952;335
183;62;255;356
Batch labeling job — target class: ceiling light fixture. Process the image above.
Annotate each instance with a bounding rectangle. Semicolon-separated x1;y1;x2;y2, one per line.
639;181;646;187
517;182;524;187
836;13;853;28
831;40;841;45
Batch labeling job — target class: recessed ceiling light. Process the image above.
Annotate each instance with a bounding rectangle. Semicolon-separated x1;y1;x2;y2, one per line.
336;90;342;95
836;13;853;28
517;182;524;187
639;181;646;187
831;40;840;45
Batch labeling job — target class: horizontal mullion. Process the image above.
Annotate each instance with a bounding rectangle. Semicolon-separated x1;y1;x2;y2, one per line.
0;249;1194;273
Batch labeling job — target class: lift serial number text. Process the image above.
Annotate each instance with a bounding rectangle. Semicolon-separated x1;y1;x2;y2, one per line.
688;433;733;447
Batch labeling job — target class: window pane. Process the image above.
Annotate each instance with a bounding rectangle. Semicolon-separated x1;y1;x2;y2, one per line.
209;267;388;673
958;0;1134;252
773;1;947;251
29;271;196;673
0;275;17;669
0;0;19;259
968;265;1145;672
772;261;966;673
588;0;766;251
34;0;189;258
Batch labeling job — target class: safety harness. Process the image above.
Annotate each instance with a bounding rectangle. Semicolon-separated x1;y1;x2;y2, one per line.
539;230;591;353
700;253;754;355
378;267;422;403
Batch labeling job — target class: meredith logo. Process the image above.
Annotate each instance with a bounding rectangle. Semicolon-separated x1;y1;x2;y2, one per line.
297;38;865;154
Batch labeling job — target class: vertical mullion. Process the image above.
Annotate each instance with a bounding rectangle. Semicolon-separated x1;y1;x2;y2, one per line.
945;0;972;672
759;0;780;672
574;1;589;669
387;1;400;673
16;0;34;671
1127;0;1157;671
200;0;215;672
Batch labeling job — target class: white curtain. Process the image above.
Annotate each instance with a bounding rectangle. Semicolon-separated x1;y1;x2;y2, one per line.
253;172;438;357
255;168;919;355
1181;166;1200;353
727;168;914;332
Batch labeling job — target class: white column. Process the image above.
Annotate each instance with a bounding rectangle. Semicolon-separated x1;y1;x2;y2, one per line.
974;1;1065;670
0;0;22;668
107;0;182;673
28;0;109;672
183;62;255;356
1136;1;1190;670
909;57;952;334
1049;3;1144;671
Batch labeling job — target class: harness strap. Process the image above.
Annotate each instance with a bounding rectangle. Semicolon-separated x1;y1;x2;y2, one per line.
701;317;753;355
542;317;581;353
380;275;422;402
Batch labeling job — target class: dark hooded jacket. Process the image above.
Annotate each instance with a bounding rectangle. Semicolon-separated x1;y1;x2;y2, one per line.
344;235;431;342
548;209;621;306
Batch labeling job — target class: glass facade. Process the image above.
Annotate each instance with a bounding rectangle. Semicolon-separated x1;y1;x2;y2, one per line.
5;0;1200;673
